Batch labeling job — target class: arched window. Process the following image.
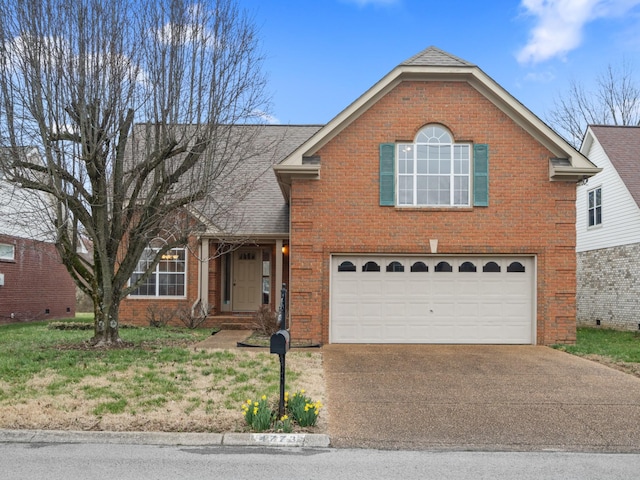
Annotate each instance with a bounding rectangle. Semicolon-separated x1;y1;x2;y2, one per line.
397;125;470;207
386;261;404;272
362;261;381;272
411;261;429;272
435;261;452;272
507;261;526;273
482;261;501;272
337;261;356;272
459;261;477;272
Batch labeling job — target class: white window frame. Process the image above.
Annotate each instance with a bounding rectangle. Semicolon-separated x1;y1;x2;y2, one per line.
397;125;470;207
588;186;602;227
0;243;15;261
130;248;187;298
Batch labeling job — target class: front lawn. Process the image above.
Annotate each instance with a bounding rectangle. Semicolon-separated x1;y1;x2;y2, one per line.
553;327;640;377
0;316;325;433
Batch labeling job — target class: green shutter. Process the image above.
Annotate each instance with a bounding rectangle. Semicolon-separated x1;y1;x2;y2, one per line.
473;144;489;207
379;143;395;206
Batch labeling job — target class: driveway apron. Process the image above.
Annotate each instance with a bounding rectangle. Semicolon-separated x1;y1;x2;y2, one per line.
323;345;640;451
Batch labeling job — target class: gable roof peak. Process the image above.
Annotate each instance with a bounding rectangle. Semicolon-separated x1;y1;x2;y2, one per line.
400;46;475;68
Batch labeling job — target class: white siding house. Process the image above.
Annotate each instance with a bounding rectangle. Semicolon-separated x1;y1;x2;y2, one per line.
577;125;640;330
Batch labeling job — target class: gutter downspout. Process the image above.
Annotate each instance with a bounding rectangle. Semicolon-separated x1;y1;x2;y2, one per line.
191;238;210;317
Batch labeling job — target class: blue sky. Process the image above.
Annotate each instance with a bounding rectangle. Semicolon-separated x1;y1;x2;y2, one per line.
238;0;640;125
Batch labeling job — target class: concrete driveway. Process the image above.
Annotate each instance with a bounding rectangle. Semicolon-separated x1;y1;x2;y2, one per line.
323;345;640;451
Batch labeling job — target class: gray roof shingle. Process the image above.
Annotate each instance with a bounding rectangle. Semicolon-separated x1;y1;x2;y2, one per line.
400;46;475;67
196;124;321;236
590;125;640;209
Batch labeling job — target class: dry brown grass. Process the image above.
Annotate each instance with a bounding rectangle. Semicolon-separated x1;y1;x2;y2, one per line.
0;348;326;434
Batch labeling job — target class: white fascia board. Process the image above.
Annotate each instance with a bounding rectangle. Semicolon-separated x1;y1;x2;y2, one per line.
273;163;320;198
468;69;599;177
278;62;599;181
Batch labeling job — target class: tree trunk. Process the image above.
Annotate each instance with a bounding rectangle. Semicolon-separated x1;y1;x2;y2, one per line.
91;299;122;346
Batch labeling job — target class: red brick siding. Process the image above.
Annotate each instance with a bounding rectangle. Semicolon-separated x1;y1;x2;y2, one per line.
118;243;200;327
288;81;577;345
0;235;76;323
119;242;286;327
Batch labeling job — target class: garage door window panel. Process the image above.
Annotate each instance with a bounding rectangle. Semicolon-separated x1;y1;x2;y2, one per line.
435;261;452;272
338;261;356;272
459;261;477;272
362;261;380;272
483;261;501;272
411;261;429;272
507;262;526;273
386;261;405;272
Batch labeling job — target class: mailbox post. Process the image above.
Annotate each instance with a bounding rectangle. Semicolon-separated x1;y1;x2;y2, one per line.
270;284;289;417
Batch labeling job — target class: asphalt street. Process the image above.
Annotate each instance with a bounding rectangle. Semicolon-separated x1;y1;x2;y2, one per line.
1;442;640;480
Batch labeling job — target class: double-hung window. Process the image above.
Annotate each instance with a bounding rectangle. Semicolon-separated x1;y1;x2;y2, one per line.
130;248;186;297
0;243;15;261
397;125;471;207
588;187;602;227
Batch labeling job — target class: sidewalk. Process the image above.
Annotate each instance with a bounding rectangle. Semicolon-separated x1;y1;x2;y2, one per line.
195;330;254;349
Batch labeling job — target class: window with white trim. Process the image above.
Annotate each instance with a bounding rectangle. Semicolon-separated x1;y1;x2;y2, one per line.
588;187;602;227
130;248;186;297
0;243;15;261
397;125;470;206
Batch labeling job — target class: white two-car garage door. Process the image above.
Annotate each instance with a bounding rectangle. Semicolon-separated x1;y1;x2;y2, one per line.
330;256;535;344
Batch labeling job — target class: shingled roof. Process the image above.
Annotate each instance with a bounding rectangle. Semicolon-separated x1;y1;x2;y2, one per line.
401;46;475;67
195;124;321;237
589;125;640;209
276;45;599;187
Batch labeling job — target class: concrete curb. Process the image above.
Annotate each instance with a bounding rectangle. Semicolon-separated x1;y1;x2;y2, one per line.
0;429;331;448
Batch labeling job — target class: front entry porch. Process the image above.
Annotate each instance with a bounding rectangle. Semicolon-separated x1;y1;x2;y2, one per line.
196;239;289;329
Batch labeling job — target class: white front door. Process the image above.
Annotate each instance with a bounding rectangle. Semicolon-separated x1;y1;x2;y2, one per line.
232;248;262;311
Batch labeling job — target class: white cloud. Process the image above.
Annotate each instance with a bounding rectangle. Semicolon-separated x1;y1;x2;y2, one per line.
517;0;640;64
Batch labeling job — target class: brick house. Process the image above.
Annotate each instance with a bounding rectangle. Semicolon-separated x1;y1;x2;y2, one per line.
0;150;76;323
120;46;600;345
576;125;640;331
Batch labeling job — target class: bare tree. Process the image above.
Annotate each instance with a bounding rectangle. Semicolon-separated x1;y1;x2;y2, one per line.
547;61;640;147
0;0;271;345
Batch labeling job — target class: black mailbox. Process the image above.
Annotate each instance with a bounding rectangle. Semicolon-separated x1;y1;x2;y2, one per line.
270;329;290;355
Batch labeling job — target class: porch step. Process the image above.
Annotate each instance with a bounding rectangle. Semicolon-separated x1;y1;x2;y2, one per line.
209;315;255;330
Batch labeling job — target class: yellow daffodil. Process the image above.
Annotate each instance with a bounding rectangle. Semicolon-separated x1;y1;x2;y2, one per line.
261;394;267;401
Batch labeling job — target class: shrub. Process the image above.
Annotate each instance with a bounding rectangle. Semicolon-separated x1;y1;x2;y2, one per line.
176;305;210;329
146;305;175;328
252;305;280;336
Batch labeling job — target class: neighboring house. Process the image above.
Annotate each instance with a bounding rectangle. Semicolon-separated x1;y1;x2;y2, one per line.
119;46;600;345
576;125;640;331
0;149;77;324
